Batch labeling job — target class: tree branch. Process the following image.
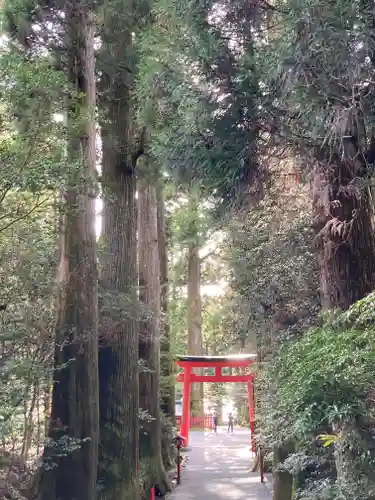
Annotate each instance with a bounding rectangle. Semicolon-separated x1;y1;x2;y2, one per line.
200;249;218;263
0;195;52;234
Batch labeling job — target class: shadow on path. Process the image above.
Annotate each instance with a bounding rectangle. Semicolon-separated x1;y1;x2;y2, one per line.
168;427;271;500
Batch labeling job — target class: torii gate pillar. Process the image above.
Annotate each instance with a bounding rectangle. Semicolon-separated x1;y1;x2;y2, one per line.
180;365;191;442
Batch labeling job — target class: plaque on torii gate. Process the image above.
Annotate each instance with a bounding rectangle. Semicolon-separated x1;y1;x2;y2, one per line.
175;354;256;449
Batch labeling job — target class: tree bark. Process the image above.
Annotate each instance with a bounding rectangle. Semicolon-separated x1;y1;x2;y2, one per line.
273;444;294;500
157;184;176;470
187;194;204;418
138;166;169;495
21;378;38;464
98;16;140;498
157;184;175;422
312;149;375;311
311;134;375;495
38;4;99;500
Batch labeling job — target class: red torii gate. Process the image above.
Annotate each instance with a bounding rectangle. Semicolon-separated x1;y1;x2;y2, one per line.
175;354;256;450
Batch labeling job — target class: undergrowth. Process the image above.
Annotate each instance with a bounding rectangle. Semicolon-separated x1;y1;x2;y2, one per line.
260;291;375;499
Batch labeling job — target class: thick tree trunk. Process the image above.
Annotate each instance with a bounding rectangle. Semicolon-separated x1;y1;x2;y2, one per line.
98;41;140;500
98;9;139;499
38;5;99;500
99;166;139;500
273;444;294;500
271;310;297;500
187;196;204;418
312;158;375;311
311;140;375;495
157;184;175;422
157;185;176;470
138;168;169;495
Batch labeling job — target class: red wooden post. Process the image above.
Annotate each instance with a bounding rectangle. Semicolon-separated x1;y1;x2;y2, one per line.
248;379;255;453
149;487;155;500
180;365;191;447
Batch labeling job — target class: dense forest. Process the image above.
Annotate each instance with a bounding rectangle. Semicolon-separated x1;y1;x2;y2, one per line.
1;0;375;499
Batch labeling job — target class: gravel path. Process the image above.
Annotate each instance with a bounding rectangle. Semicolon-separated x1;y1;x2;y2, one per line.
167;427;271;500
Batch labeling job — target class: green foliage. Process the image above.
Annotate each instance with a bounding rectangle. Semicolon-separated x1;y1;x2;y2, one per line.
0;4;65;465
202;295;237;354
168;196;213;247
262;0;375;162
229;185;319;351
0;198;56;455
262;292;375;498
270;325;375;440
0;51;68;192
136;0;261;210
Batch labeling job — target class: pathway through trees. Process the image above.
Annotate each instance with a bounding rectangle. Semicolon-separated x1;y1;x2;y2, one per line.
169;428;271;500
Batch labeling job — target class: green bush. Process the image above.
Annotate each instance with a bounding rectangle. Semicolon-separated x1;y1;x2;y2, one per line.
261;291;375;499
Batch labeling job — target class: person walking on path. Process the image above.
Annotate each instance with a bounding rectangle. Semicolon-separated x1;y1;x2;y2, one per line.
228;412;234;434
213;412;218;433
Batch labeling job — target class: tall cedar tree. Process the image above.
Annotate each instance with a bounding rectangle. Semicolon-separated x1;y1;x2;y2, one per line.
138;161;169;494
265;0;375;312
186;191;204;417
37;2;99;500
98;2;140;498
157;184;175;422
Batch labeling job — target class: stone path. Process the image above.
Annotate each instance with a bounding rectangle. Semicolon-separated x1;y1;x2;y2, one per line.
167;427;271;500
